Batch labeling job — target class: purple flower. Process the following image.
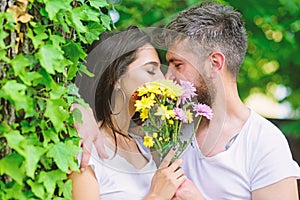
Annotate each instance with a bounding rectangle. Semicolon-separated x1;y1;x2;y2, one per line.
174;108;188;122
193;103;213;120
179;80;197;104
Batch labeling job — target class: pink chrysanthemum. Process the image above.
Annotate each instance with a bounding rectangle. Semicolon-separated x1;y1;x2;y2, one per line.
179;80;197;104
193;103;213;120
174;108;188;123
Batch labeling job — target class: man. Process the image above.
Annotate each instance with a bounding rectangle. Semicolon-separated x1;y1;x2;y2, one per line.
74;1;300;199
160;2;300;199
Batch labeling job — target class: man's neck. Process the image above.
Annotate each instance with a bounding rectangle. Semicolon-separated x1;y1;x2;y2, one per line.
196;82;250;157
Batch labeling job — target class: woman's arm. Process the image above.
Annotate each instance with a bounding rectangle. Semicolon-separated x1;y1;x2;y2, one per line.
252;177;298;200
69;166;100;200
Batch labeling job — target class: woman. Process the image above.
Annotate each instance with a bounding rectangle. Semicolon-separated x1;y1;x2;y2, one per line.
70;26;186;200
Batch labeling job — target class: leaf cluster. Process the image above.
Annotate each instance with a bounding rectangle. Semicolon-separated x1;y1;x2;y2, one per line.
0;0;111;199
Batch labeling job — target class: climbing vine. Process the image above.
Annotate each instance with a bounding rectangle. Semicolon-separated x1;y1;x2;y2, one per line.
0;0;112;199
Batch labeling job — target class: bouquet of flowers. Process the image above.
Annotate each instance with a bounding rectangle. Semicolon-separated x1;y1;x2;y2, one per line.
134;79;213;160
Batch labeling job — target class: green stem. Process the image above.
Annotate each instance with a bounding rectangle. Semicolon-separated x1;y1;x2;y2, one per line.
176;115;202;158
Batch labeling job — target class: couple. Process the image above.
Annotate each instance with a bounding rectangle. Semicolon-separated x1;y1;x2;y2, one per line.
71;2;300;199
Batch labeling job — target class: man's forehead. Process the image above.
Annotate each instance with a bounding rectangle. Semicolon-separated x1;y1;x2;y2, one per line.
166;39;189;57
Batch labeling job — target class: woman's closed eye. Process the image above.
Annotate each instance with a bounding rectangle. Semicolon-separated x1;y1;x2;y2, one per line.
147;70;155;75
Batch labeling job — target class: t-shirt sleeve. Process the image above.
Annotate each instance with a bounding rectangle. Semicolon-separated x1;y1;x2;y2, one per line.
77;145;104;184
249;120;300;191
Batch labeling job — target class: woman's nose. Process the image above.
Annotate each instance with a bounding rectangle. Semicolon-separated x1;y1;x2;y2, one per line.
165;69;176;80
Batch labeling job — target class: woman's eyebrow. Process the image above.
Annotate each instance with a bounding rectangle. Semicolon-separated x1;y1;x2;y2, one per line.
142;61;160;67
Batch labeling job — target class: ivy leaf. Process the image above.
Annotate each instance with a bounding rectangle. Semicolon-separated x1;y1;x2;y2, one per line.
5;131;45;178
80;5;100;22
44;0;72;20
0;28;8;49
0;121;10;134
21;145;46;179
10;54;31;75
47;141;81;173
0;80;35;117
42;126;60;145
37;44;65;75
5;130;24;154
89;0;109;8
0;152;25;185
101;14;111;31
0;50;9;63
38;170;66;195
67;83;80;97
44;99;69;132
50;34;66;49
33;68;53;89
72;108;83;124
10;54;31;85
85;22;105;44
27;179;45;199
56;12;70;33
63;41;86;63
20;120;36;133
27;28;48;49
57;179;72;199
78;62;94;77
1;182;26;200
50;82;67;99
70;8;87;33
10;54;42;86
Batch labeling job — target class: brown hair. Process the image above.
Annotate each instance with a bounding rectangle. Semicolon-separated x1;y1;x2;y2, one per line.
91;26;151;149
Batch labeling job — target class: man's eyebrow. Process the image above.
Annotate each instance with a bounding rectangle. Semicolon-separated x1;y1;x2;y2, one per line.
168;58;181;63
142;61;160;67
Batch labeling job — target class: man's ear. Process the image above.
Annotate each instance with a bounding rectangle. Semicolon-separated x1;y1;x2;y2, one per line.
209;52;225;79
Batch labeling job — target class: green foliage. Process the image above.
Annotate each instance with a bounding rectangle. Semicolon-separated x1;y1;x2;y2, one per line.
0;0;112;199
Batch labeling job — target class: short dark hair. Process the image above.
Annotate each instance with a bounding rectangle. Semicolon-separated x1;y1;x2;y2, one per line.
165;1;247;78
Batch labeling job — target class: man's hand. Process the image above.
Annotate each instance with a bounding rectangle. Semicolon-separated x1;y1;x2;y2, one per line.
172;178;205;200
71;103;108;172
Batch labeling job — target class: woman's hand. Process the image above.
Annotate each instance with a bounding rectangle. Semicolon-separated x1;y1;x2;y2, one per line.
145;150;186;200
71;103;108;172
172;178;205;200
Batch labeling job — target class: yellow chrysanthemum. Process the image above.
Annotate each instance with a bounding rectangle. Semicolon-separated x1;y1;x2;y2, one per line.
140;108;149;121
146;84;162;95
158;79;183;97
186;109;194;123
154;105;175;120
143;135;154;147
149;93;156;100
134;96;155;111
136;86;151;96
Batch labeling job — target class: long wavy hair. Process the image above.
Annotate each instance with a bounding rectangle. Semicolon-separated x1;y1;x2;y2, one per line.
91;26;151;150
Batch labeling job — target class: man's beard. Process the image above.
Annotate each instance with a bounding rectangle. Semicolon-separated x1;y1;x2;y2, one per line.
195;76;215;107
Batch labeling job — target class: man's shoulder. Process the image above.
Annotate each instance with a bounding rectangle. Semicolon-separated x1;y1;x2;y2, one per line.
247;110;283;134
241;110;289;154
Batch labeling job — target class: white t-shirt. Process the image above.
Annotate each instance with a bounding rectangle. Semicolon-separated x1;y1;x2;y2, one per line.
78;134;157;200
181;110;300;199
